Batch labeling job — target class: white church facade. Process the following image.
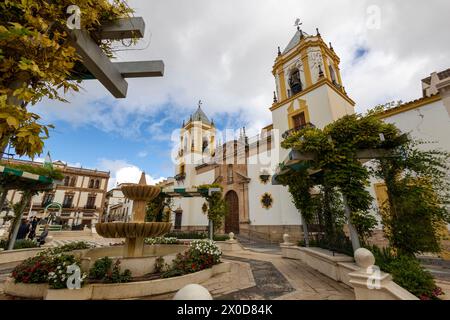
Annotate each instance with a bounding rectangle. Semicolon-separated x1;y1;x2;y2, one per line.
170;28;450;243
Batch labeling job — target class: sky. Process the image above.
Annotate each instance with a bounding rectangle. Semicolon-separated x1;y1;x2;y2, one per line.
21;0;450;190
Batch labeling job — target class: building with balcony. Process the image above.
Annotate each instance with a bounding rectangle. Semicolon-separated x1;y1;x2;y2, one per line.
0;159;110;228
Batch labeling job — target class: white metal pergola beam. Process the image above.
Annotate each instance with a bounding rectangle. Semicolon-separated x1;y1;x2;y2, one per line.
68;29;129;98
114;61;165;78
68;17;164;98
94;17;146;40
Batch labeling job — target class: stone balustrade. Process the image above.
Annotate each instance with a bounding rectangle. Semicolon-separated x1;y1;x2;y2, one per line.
280;234;419;300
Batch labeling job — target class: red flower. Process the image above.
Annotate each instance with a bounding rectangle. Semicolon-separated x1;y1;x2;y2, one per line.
419;294;431;300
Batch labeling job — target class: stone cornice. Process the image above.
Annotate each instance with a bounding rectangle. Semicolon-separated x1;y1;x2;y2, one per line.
270;78;355;112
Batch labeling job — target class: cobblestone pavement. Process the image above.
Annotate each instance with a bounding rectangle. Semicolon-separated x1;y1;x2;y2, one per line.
219;250;355;300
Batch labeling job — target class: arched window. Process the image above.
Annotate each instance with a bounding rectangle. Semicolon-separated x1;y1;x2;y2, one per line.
227;164;234;184
329;65;337;84
64;176;70;186
202;136;209;153
89;179;94;189
95;179;100;189
289;68;303;95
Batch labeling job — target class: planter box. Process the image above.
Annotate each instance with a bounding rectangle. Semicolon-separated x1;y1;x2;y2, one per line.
4;263;231;300
45;285;93;300
3;277;47;299
91;262;231;300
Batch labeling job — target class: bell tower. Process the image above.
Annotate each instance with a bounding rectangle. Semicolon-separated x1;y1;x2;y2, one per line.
270;26;355;135
176;101;216;184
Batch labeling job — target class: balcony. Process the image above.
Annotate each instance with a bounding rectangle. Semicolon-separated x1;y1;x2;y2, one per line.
282;123;316;139
174;172;186;182
41;201;53;208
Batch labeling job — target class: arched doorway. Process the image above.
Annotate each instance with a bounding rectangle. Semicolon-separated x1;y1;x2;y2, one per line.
225;191;239;234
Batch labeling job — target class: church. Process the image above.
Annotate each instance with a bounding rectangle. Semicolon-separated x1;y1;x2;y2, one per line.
169;27;450;243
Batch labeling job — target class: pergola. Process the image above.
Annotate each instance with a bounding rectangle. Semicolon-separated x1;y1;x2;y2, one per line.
67;17;164;98
0;164;59;250
161;187;221;198
272;145;398;252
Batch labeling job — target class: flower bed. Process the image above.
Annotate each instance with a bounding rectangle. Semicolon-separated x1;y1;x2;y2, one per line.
145;237;179;245
4;239;230;300
160;239;222;278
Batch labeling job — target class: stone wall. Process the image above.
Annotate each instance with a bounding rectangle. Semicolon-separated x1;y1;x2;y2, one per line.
246;225;303;243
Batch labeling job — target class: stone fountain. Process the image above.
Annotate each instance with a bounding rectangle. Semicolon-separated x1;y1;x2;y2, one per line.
95;172;172;257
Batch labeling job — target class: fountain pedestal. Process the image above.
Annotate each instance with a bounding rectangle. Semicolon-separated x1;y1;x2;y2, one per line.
125;237;145;257
95;172;172;258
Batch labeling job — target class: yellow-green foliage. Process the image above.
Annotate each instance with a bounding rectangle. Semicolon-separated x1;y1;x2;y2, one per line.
0;0;133;157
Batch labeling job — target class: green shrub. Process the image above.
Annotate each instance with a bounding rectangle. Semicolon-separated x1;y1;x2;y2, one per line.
213;234;229;241
44;241;93;255
387;255;441;300
11;253;85;289
145;237;179;245
165;232;208;239
47;254;86;289
164;232;230;241
365;245;443;300
89;257;132;283
162;239;222;278
0;239;39;250
11;254;54;284
13;239;39;250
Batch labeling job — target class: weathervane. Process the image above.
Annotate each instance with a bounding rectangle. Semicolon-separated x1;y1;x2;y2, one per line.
198;100;202;108
294;18;302;31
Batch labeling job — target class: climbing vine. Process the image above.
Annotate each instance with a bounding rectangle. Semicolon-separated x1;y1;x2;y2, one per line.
280;114;405;246
198;184;228;233
372;140;450;256
146;192;173;223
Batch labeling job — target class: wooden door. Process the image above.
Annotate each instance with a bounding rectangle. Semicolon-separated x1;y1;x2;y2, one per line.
175;212;182;230
225;191;240;234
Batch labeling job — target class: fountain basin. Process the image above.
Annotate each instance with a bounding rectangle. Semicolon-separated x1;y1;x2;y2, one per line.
121;183;161;201
95;222;172;239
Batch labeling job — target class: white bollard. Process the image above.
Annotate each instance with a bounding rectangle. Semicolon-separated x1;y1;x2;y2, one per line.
173;284;213;300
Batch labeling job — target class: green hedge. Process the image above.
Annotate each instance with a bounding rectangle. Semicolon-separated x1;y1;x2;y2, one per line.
165;232;229;241
0;161;64;180
1;239;39;250
365;245;443;300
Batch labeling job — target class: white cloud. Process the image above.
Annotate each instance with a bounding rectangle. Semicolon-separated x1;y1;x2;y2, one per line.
33;0;450;135
97;159;165;190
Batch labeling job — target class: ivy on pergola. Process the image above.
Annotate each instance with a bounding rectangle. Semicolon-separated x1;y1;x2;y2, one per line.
0;162;63;250
272;114;407;252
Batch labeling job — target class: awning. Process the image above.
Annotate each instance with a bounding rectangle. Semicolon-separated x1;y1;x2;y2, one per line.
0;165;54;184
272;148;394;186
161;187;221;198
272;150;320;186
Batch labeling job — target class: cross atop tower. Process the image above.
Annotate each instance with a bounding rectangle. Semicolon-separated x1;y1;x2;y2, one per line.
198;100;203;108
